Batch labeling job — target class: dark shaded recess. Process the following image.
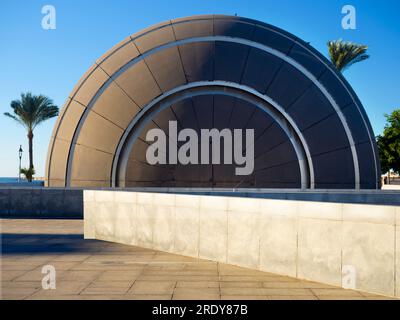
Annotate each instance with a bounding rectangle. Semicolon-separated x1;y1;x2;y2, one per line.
192;95;214;131
179;42;214;82
171;99;199;130
245;108;275;140
241;48;282;94
213;95;236;130
302;115;350;156
125;94;301;188
255;140;299;171
356;141;379;189
228;99;256;129
256;161;301;188
252;26;294;54
341;103;372;144
266;63;312;110
312;147;355;189
288;84;335;131
254;123;289;158
319;70;354;108
213;19;255;39
288;43;327;79
214;41;249;82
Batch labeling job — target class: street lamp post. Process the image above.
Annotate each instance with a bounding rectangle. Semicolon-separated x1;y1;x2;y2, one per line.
18;145;23;182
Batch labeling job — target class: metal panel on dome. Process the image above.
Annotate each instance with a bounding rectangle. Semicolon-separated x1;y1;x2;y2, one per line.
45;14;380;190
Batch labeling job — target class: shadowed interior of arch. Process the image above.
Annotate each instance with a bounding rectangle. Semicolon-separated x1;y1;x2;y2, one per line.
115;88;309;188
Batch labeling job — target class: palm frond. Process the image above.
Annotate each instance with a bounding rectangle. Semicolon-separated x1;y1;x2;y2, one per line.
4;92;59;131
327;39;369;72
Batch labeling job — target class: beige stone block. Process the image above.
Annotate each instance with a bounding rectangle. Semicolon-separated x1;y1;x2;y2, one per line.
152;205;175;252
84;190;95;202
97;38;140;75
342;203;396;225
396;207;400;226
113;203;136;245
153;193;176;206
199;208;227;262
227;197;260;213
200;195;228;211
95;203;116;241
342;221;395;297
94;190;115;202
73;67;109;106
259;214;298;277
175;194;200;207
174;206;199;257
77;110;124;154
298;201;342;221
260;199;298;218
136;204;155;248
114;191;136;203
83;202;96;239
136;192;154;205
298;218;342;286
227;210;260;269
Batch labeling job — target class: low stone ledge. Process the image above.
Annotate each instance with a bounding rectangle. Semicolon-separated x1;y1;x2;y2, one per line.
84;190;400;298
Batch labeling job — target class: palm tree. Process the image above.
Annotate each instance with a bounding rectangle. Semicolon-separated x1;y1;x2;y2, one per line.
4;93;59;181
327;40;370;72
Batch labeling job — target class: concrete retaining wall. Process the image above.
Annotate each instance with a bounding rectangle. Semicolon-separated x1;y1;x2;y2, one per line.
84;190;400;298
0;188;83;218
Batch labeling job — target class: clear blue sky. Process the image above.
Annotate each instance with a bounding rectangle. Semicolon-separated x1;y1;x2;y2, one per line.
0;0;399;177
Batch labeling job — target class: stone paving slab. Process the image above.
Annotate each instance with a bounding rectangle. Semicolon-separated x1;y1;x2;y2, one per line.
1;219;397;300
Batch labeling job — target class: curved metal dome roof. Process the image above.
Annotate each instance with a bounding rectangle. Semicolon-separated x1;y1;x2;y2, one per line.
46;15;380;189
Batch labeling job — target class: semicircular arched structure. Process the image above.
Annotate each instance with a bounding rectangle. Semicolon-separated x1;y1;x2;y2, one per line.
45;15;380;189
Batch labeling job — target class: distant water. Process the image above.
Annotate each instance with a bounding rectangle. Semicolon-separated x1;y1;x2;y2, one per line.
0;177;44;186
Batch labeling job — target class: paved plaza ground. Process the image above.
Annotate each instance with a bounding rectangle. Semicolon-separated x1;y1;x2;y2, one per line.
0;219;396;300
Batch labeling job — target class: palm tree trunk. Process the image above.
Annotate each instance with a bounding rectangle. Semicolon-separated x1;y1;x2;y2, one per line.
27;130;33;182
